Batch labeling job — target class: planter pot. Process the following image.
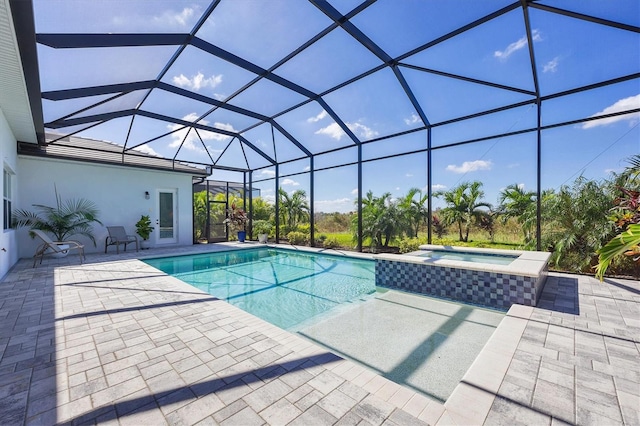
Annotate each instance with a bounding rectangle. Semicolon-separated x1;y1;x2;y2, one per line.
237;231;246;242
258;234;268;244
52;244;70;258
140;239;151;250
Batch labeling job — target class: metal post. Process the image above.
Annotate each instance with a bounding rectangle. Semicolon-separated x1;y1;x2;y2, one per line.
427;128;432;244
357;144;363;252
243;172;247;232
536;100;542;251
248;171;253;240
309;156;315;247
275;165;280;243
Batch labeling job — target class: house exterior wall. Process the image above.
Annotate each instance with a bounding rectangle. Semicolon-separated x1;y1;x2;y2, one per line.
16;155;195;258
0;109;20;277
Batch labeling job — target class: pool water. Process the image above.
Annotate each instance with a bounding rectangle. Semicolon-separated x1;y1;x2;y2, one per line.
144;248;375;329
413;249;517;265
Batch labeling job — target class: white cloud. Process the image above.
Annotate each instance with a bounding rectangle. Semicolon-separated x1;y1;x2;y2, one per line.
112;7;198;31
404;113;421;126
581;94;640;129
494;29;541;60
543;57;559;73
507;163;520;169
517;183;526;190
258;169;276;178
349;122;378;139
431;184;447;191
168;114;237;150
303;166;310;172
281;178;299;186
133;144;160;157
172;72;223;91
153;7;195;28
315;121;379;141
315;122;345;140
395;187;401;191
351;188;358;195
405;173;414;177
262;194;276;204
307;110;328;123
315;198;353;213
446;160;493;174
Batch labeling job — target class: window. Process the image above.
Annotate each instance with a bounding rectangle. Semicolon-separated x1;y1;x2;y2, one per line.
3;168;12;231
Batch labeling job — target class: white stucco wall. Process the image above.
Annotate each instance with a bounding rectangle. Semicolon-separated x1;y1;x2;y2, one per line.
16;156;195;258
0;109;20;277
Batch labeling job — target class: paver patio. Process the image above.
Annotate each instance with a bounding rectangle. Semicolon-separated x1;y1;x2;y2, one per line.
0;244;638;425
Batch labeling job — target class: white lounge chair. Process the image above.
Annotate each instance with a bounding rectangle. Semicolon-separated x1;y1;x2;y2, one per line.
31;229;85;267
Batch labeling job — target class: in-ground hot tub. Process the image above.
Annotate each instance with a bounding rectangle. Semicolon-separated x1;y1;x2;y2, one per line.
374;245;550;310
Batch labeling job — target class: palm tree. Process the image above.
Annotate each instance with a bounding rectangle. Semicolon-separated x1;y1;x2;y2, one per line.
398;188;428;238
436;181;491;242
352;191;401;249
13;187;103;245
278;188;309;232
498;184;536;243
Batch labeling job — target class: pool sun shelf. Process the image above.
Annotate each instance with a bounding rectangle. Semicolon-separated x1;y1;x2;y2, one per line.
374;245;550;310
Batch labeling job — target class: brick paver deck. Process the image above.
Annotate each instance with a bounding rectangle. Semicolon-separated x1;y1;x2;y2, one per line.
0;243;638;425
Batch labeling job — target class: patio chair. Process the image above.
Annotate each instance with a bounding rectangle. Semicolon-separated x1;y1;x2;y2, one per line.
31;229;85;267
105;226;139;254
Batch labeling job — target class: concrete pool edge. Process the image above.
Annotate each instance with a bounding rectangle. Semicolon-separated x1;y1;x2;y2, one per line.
443;304;531;425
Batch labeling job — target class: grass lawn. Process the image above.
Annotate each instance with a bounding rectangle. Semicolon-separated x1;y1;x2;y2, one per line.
317;231;524;251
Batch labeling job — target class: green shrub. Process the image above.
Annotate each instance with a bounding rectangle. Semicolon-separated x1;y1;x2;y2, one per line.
398;237;424;254
287;231;309;245
252;219;272;236
323;237;340;249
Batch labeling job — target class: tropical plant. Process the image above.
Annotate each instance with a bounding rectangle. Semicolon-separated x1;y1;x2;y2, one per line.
540;176;614;272
287;231;309;245
193;190;208;240
252;197;275;221
224;202;248;232
435;181;492;242
12;187;103;245
431;214;447;238
278;189;310;233
252;219;272;236
398;187;428;238
498;183;537;243
352;191;401;250
135;215;154;241
476;210;498;243
323;236;340;249
398;237;425;254
595;155;640;279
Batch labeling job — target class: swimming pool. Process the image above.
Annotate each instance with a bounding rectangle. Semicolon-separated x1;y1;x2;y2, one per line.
144;248;375;329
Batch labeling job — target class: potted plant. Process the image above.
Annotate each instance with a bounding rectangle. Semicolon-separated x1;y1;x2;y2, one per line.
13;187;102;256
224;203;248;242
252;220;272;244
135;215;154;249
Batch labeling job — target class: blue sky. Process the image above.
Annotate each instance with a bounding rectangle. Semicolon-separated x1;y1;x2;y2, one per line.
35;0;639;212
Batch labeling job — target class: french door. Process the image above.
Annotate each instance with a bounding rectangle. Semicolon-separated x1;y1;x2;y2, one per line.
157;189;177;244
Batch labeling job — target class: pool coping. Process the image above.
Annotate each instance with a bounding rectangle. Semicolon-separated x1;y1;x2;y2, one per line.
375;244;550;278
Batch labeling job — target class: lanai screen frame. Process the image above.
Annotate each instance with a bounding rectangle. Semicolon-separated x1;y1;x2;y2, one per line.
11;0;640;251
